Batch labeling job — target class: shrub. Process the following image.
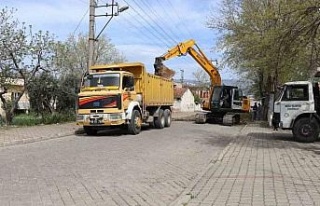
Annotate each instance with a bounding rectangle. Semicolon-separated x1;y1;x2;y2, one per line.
12;111;76;126
12;114;42;126
42;112;76;124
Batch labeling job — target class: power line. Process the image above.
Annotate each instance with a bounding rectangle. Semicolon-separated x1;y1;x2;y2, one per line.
138;0;181;42
117;13;168;48
72;8;89;36
162;0;193;39
122;0;176;47
130;0;177;45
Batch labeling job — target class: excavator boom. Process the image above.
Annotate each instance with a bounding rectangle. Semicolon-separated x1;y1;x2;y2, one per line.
154;39;221;86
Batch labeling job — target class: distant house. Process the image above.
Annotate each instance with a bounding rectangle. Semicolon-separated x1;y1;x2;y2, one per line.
173;83;196;112
0;79;30;117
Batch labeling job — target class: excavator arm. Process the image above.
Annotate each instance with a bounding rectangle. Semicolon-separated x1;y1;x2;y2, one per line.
154;39;221;86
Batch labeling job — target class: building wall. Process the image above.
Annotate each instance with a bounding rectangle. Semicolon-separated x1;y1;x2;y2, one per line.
173;89;195;112
0;84;30;117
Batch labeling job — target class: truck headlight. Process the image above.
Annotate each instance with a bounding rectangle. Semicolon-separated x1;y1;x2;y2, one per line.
109;113;122;120
76;114;84;121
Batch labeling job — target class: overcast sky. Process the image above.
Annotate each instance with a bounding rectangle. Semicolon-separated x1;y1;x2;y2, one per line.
2;0;236;81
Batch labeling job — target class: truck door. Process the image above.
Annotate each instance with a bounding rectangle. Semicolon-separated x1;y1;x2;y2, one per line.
122;75;136;109
231;88;242;110
278;84;310;128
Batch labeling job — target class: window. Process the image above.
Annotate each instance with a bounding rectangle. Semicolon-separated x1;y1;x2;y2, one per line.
281;85;309;101
233;90;240;101
84;74;120;88
122;76;134;91
11;92;21;101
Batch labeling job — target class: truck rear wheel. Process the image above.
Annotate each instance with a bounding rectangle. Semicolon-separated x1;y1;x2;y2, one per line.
164;109;171;127
128;110;142;135
154;109;165;129
84;126;97;136
293;117;319;143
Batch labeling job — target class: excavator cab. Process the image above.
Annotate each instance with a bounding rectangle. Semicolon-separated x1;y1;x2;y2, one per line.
211;86;243;111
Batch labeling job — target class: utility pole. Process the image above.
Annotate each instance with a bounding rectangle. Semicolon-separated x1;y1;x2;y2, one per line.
87;0;129;73
180;69;184;84
88;0;96;72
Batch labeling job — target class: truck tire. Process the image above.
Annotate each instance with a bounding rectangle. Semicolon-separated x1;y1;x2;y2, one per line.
154;109;165;129
164;109;171;127
128;110;142;135
292;117;319;143
84;126;97;136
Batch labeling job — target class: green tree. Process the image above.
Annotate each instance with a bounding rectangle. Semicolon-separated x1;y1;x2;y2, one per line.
192;68;210;89
55;33;126;77
0;7;57;124
207;0;320;119
27;72;59;115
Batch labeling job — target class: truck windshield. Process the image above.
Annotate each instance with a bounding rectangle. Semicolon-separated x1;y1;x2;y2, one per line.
84;74;120;88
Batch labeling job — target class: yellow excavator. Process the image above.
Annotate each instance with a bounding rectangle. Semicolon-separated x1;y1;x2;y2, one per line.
154;39;250;125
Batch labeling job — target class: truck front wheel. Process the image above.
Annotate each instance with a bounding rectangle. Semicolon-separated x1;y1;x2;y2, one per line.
128;110;142;135
293;117;319;143
154;109;165;129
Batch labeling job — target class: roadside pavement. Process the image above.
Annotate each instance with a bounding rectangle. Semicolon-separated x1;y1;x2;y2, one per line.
172;124;320;206
0;111;197;147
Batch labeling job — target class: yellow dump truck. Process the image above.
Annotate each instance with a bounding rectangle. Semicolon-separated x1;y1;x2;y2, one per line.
76;62;174;135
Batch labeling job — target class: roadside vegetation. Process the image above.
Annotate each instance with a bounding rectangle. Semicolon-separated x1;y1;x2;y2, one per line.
0;7;126;126
207;0;320;120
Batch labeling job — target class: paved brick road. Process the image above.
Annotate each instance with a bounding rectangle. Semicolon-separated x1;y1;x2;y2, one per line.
0;120;237;206
173;124;320;206
1;116;320;206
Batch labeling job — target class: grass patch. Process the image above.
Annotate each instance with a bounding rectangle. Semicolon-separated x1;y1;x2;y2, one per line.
12;112;76;126
12;114;42;126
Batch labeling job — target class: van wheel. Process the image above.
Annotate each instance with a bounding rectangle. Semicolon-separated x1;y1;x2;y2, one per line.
164;109;171;127
128;110;142;135
154;109;165;129
84;126;97;135
293;117;319;143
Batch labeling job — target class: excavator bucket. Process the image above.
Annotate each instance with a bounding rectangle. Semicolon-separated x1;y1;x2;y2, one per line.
154;57;176;79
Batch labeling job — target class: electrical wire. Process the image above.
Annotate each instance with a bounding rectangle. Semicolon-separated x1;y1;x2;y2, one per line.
162;0;193;39
130;0;177;45
134;0;181;43
117;13;168;48
72;8;89;36
122;0;176;46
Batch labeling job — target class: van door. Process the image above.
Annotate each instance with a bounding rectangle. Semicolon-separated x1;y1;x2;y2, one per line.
279;84;310;128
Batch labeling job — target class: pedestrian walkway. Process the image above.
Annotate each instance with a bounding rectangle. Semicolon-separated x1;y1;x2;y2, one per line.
172;125;320;206
0;123;80;147
0;112;197;147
